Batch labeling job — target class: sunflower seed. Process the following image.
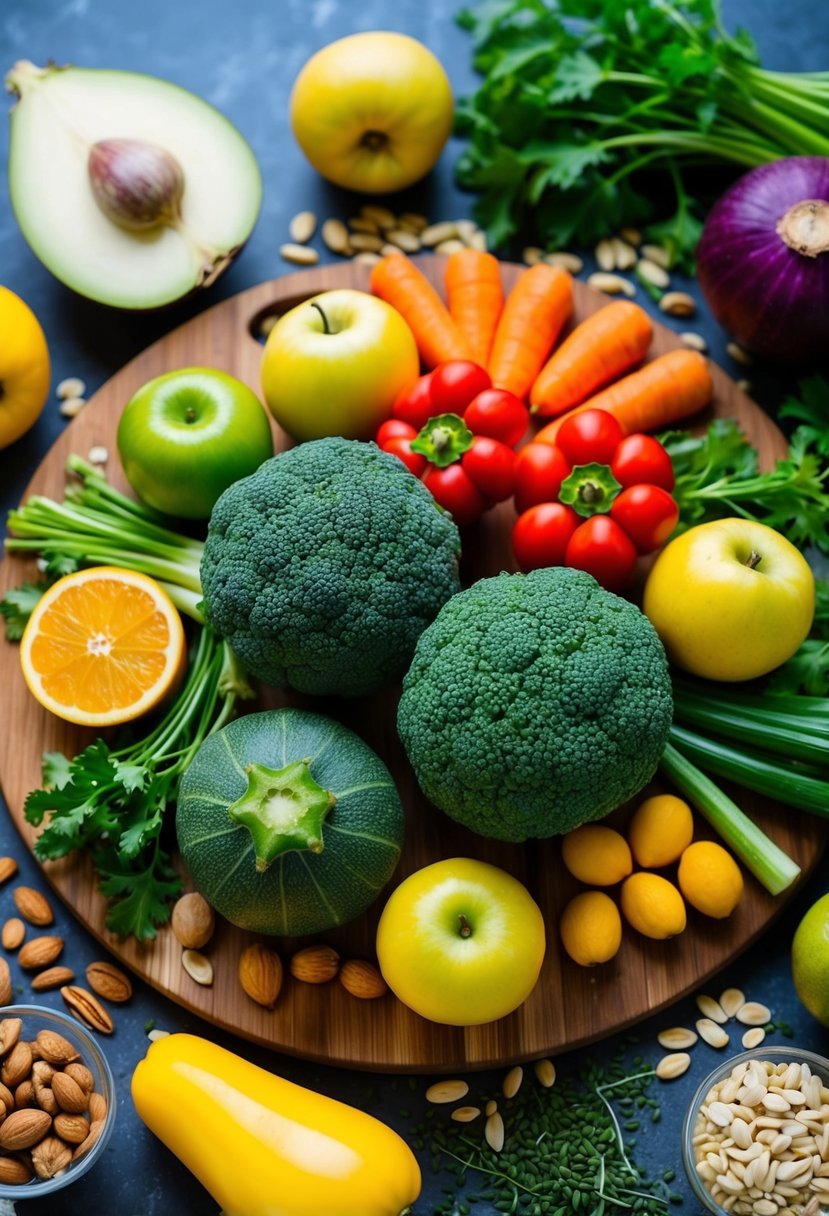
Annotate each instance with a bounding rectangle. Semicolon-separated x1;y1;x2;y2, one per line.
420;221;458;247
534;1059;556;1088
641;243;670;268
502;1066;523;1099
384;229;421;253
181;949;213;986
595;239;617;271
398;212;428;232
658;1027;699;1050
726;341;753;365
697;1018;730;1048
680;331;708;352
587;272;636;297
545;251;584;274
736;1002;771;1026
656;1052;692;1080
346;232;383;253
485;1111;505;1152
697;994;729;1024
321;218;351;255
720;988;746;1018
659;291;697;317
279;243;319;265
288;210;317;243
360;204;396;228
637;258;671;289
612;238;638;270
426;1080;469;1104
348;216;381;234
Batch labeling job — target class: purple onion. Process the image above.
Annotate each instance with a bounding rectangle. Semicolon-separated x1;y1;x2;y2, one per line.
696;156;829;364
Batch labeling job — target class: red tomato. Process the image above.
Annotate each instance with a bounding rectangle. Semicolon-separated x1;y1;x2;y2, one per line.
392;373;435;430
513;444;571;514
463;388;529;447
461;436;516;503
610;484;679;553
430;361;492;414
610;434;675;491
565;516;638;592
556;409;625;466
380;436;428;477
424;463;487;527
511;503;580;572
376;418;417;446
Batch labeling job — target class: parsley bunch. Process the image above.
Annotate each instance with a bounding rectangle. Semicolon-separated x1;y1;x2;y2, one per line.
455;0;829;267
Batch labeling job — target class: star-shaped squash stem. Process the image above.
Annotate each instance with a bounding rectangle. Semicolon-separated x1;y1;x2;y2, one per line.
227;758;336;872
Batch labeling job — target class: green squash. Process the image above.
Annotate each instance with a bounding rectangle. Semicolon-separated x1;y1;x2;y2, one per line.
176;709;404;936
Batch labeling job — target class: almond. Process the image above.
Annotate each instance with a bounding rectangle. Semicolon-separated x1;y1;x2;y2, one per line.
12;887;53;927
0;859;18;886
14;1079;35;1109
0;1153;32;1183
31;966;76;992
88;1091;107;1123
181;950;213;987
60;986;114;1035
35;1029;79;1066
289;944;340;984
0;1019;22;1057
18;935;63;970
31;1134;72;1179
53;1112;90;1144
85;960;132;1003
0;958;12;1007
64;1062;93;1094
0;1081;14;1113
1;1041;33;1088
31;1062;56;1114
1;919;25;950
72;1117;103;1162
338;959;388;1000
0;1107;51;1150
51;1071;88;1114
238;943;282;1009
171;893;215;950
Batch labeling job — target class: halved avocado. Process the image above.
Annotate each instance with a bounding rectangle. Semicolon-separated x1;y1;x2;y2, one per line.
6;61;262;310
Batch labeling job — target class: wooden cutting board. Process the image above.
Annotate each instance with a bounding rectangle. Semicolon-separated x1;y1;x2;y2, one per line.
0;258;823;1072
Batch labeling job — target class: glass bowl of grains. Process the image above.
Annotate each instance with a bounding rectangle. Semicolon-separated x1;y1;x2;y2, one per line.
0;1004;116;1201
682;1046;829;1216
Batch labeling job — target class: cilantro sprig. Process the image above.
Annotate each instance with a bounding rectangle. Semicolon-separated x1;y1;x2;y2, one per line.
454;0;829;267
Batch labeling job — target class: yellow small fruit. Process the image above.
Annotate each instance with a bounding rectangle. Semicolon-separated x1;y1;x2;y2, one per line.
678;841;744;918
0;285;50;449
561;825;633;887
627;794;694;868
620;872;687;940
559;891;622;966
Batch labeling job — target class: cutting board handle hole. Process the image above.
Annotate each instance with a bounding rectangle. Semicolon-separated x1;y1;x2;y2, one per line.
249;295;317;345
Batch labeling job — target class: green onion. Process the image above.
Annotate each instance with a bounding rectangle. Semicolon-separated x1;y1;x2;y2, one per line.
672;686;829;764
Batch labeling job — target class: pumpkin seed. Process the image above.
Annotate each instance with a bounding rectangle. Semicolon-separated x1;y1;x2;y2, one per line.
595;239;617;271
545;251;584;274
426;1080;469;1104
451;1105;481;1123
736;1002;771;1026
181;949;213;986
637;258;670;289
587;272;636;297
279;242;319;265
656;1053;691;1080
680;330;708;352
720;988;746;1018
697;994;729;1024
657;1027;698;1050
696;1018;730;1048
726;341;753;365
56;377;86;400
288;210;317;243
534;1058;556;1087
502;1066;523;1099
485;1110;505;1152
321;218;350;255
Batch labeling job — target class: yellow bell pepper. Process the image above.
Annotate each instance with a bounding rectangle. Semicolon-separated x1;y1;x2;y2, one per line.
131;1033;422;1216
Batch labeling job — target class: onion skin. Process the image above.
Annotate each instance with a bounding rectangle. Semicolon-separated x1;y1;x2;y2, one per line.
697;157;829;364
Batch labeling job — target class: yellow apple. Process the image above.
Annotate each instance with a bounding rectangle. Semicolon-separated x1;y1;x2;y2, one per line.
289;32;454;194
261;288;419;441
642;518;814;682
375;857;546;1026
0;286;50;449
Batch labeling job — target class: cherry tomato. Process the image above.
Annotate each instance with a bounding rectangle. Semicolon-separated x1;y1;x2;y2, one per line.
610;484;679;553
392;373;435;430
424;463;487;528
430;361;492;414
565;516;638;592
511;503;580;572
461;436;516;503
463;388;528;447
556;409;625;467
610;434;675;491
513;443;572;514
376;418;417;447
380;436;428;478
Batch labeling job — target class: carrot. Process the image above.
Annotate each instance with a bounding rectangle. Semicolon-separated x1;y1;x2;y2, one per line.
530;301;653;417
487;264;573;400
533;348;714;445
444;249;504;369
369;255;475;368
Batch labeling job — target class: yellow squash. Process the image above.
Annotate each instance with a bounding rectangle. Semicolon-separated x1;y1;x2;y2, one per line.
131;1033;421;1216
0;285;50;449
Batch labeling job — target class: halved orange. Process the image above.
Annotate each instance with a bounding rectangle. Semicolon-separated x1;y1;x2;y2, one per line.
19;566;186;727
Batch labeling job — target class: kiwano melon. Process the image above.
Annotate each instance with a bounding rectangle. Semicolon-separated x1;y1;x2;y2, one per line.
176;708;404;937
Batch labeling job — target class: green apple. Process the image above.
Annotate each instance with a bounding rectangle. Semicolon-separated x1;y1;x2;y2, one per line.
260;289;419;442
117;367;273;519
792;893;829;1027
643;517;815;681
375;857;546;1026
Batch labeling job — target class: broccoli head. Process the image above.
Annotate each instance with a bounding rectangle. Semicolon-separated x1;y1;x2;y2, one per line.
397;566;673;841
200;438;461;696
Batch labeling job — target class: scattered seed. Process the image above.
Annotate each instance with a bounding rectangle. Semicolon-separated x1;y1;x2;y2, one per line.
451;1105;481;1123
522;246;544;265
720;988;747;1019
595;239;617;271
420;221;458;247
659;291;697;317
347;216;381;234
680;330;708;352
379;244;405;257
353;252;381;266
587;272;636;297
288;210;317;244
502;1066;523;1099
279;243;319;265
620;226;642;246
384;229;421;253
59;396;86;419
637;258;671;289
641;243;670;269
57;377;86;400
485;1099;498;1117
612;238;638;270
737;379;753;395
545;251;584;274
425;1079;469;1104
485;1110;505;1152
656;1053;692;1081
87;446;108;466
742;1031;767;1053
435;238;467;255
534;1058;556;1088
697;994;729;1024
321;218;350;255
466;229;488;251
360;204;396;228
658;1027;699;1050
147;1028;170;1042
181;949;213;986
348;233;384;254
726;341;753;365
737;1003;771;1027
697;1018;730;1049
398;212;428;232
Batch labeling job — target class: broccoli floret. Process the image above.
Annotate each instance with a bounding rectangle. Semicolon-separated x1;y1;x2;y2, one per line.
200;438;461;697
397;566;673;841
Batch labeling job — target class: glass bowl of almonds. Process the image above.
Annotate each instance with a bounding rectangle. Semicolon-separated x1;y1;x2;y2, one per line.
682;1046;829;1216
0;1004;116;1199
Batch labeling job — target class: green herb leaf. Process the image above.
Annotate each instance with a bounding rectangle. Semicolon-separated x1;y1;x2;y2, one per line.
0;581;47;641
97;845;181;940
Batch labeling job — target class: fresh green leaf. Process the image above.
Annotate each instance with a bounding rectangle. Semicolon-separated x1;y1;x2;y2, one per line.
97;846;181;940
0;581;47;641
41;751;73;791
778;376;829;458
